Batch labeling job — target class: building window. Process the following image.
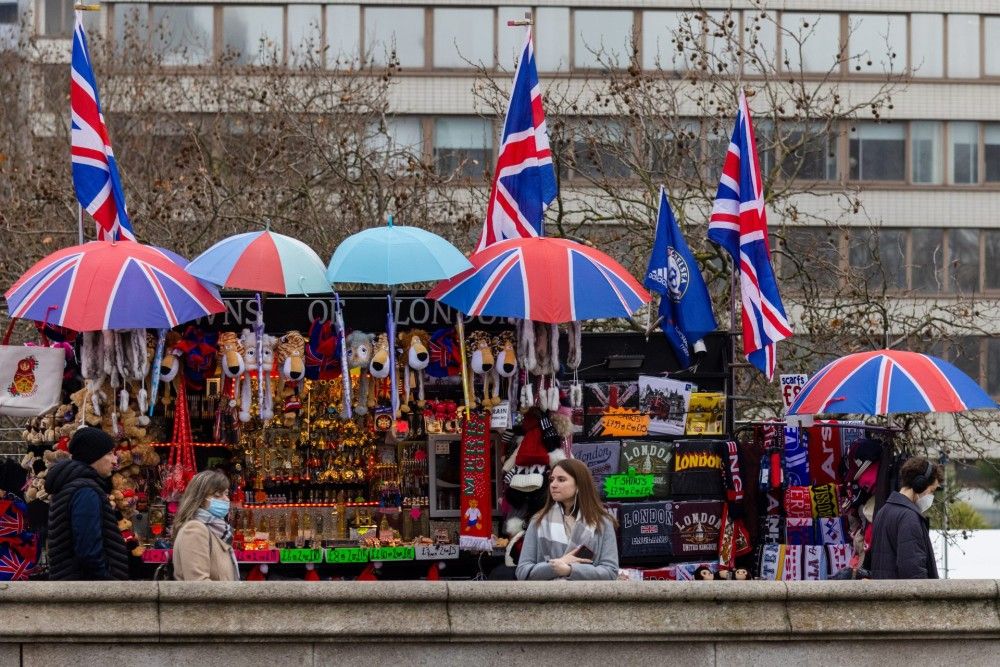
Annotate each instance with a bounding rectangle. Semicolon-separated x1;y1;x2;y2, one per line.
949;228;980;293
649;120;701;181
986;17;1000;76
849;123;905;181
114;3;148;51
498;8;525;71
987;339;1000;395
743;10;777;76
642;11;690;71
433;117;493;179
0;2;16;25
327;5;360;69
288;5;322;68
780;227;842;290
985;125;1000;182
849;228;906;291
223;6;284;66
365;7;425;68
151;5;214;66
910;14;943;77
949;337;982;382
780;123;837;181
911;121;943;184
910;228;943;293
571;120;631;179
366;117;425;173
780;12;840;73
534;7;570;72
848;14;906;74
949;122;979;185
433;8;494;69
573;10;633;69
43;0;73;36
985;230;1000;290
947;14;980;78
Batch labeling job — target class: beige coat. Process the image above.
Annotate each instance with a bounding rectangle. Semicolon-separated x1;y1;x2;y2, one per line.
172;520;239;581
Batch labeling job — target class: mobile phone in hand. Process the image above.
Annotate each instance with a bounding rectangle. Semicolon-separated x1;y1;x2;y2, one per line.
575;546;595;560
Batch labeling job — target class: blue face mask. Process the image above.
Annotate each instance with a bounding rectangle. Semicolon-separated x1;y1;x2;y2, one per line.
207;498;230;519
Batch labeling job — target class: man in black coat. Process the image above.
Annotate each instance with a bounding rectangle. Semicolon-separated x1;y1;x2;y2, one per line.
870;456;943;579
44;428;129;580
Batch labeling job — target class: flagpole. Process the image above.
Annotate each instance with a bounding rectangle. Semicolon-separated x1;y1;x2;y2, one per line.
73;3;101;244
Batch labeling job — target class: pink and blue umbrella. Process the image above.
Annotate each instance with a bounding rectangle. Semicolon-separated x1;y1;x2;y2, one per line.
4;241;225;331
427;236;650;324
187;230;330;295
787;349;998;416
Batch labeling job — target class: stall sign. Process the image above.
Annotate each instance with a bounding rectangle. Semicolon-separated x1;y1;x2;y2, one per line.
369;546;415;562
601;409;650;437
780;374;808;413
603;467;655;499
141;548;171;563
414;544;460;560
584;382;640;437
326;547;369;564
490;403;511;429
235;549;281;563
280;548;325;563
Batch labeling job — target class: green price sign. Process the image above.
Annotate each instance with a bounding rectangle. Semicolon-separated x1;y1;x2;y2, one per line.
280;548;325;563
368;546;415;562
326;547;369;564
604;467;655;498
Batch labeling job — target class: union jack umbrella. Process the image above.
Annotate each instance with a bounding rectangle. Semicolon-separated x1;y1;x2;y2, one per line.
187;230;331;295
5;241;225;331
707;91;792;381
475;28;557;251
71;12;136;242
787;349;999;416
427;237;650;324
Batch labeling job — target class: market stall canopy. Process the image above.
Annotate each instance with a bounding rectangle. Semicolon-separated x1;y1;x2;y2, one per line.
787;349;999;416
4;241;224;331
326;220;472;286
426;236;651;324
187;230;331;295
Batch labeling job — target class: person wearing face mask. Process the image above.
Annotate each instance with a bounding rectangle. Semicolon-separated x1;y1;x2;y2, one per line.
515;459;619;581
870;456;943;579
171;470;240;581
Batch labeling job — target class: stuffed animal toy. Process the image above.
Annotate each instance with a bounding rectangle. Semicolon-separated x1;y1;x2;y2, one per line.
258;333;278;422
466;330;497;408
237;329;258;422
345;331;375;415
491;330;518;408
218;331;245;407
175;325;218;394
156;331;184;408
398;329;430;413
275;331;306;426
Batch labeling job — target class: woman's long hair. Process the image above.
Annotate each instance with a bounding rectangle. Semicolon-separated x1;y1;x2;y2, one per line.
172;470;230;532
533;459;618;532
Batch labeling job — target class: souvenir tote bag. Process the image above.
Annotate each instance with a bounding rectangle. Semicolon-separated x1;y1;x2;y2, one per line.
0;320;66;418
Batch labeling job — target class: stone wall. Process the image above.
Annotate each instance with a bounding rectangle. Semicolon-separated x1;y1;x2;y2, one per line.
2;580;1000;666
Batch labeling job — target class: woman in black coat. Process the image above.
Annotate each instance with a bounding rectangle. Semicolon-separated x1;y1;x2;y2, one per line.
869;457;942;579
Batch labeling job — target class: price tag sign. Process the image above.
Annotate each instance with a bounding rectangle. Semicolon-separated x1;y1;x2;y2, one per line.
603;467;655;499
235;549;281;563
414;544;460;560
280;548;325;563
490;403;511;429
141;548;172;563
780;374;809;414
435;440;451;455
326;547;369;564
369;546;415;562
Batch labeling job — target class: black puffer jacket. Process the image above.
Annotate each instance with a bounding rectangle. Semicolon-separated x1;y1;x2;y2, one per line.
45;459;129;580
869;491;938;580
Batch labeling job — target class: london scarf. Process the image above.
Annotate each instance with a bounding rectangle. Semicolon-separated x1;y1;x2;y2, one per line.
459;411;493;551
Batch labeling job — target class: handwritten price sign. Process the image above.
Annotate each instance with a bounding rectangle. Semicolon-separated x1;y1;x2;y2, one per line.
414;544;460;560
369;546;416;562
235;549;281;563
280;548;325;563
780;375;809;414
141;549;172;563
327;547;369;564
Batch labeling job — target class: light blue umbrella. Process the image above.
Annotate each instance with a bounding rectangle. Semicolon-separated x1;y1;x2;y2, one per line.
327;216;472;418
326;217;472;286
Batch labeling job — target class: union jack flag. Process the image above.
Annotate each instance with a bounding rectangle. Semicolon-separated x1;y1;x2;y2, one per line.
0;548;34;581
0;508;25;538
707;91;792;381
71;12;136;242
475;29;557;251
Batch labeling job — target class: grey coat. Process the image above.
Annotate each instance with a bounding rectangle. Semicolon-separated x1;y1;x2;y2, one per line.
870;491;939;579
515;516;619;581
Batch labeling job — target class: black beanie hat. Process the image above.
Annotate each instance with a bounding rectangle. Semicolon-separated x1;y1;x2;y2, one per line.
69;427;115;465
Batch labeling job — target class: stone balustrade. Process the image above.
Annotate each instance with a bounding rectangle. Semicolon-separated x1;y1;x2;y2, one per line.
2;580;1000;666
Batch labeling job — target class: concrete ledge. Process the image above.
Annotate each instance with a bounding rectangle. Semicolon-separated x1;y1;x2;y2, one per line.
3;580;1000;665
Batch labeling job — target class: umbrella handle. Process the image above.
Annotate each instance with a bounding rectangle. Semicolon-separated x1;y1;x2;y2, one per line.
334;293;352;419
387;294;399;418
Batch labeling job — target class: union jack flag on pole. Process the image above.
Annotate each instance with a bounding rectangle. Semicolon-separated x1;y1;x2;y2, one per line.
71;12;136;242
475;28;557;251
707;91;792;380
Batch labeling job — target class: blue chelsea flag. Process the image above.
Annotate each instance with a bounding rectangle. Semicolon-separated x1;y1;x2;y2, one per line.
644;187;718;367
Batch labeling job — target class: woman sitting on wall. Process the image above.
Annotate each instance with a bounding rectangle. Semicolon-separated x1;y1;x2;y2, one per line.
515;459;619;581
171;471;239;581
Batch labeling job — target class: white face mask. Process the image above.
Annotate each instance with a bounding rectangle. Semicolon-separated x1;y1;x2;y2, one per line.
917;494;934;514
